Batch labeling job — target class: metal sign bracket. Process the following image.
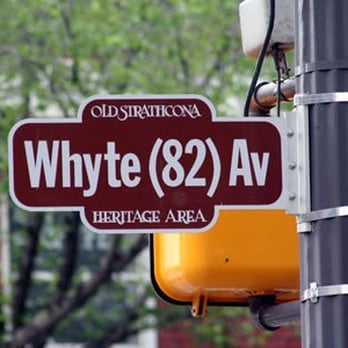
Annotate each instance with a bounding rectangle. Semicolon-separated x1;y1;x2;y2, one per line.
285;108;311;216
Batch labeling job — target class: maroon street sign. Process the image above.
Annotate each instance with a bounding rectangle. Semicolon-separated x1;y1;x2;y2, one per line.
9;95;286;233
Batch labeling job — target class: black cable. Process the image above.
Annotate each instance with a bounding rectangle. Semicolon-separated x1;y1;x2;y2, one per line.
272;43;282;117
243;0;276;117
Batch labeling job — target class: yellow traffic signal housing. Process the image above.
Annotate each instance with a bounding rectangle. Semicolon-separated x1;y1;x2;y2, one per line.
150;210;299;316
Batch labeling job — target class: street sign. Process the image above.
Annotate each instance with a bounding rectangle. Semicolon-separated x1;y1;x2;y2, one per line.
9;95;286;233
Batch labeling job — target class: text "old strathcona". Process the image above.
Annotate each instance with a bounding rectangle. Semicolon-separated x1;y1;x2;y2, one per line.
90;103;202;121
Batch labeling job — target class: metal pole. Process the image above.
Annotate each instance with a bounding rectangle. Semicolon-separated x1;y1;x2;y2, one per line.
295;0;348;347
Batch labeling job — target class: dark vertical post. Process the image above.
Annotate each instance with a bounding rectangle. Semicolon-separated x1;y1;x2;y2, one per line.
295;0;348;347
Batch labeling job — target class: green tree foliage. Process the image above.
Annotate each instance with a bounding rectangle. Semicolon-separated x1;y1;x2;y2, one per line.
0;0;283;347
0;0;248;123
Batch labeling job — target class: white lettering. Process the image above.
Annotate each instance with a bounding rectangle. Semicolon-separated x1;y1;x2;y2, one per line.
104;142;121;187
165;209;207;224
93;210;161;224
90;103;202;121
229;139;253;186
229;139;270;187
61;141;83;188
24;140;60;188
91;104;119;118
120;153;141;187
83;154;102;197
250;152;270;186
23;140;142;197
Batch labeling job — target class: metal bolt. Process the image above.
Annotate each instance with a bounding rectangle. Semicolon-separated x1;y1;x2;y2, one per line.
288;192;296;201
288;161;297;170
287;129;294;137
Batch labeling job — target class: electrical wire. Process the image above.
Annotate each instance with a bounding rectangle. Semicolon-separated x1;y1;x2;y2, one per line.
243;0;276;117
272;43;282;117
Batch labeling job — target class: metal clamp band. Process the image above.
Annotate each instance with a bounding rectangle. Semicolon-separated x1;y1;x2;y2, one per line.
298;205;348;223
296;60;348;76
302;282;348;303
294;92;348;106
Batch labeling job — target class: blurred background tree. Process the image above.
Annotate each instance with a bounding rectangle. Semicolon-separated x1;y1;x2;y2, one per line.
0;0;287;347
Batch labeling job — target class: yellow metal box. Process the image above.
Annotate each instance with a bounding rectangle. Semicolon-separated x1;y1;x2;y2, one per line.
150;210;299;314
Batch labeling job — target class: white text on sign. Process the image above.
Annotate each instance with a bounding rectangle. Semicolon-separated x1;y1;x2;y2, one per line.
23;138;270;198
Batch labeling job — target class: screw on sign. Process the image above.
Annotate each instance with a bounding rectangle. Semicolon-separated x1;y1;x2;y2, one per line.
9;95;286;233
